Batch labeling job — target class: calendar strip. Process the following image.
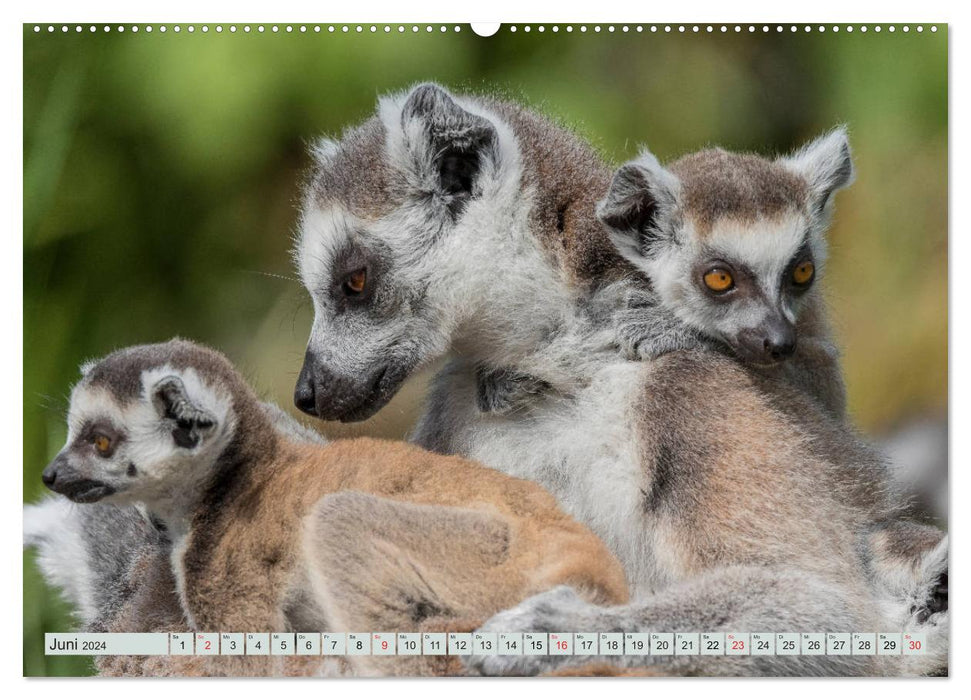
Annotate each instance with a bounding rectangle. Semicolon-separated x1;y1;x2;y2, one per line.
45;631;927;656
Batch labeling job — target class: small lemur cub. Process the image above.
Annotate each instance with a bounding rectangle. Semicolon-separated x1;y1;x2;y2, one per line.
596;127;947;632
41;339;628;676
597;128;854;418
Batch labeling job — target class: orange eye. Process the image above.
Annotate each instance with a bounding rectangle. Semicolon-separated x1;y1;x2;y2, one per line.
792;261;815;286
343;269;367;295
703;268;734;293
93;435;111;455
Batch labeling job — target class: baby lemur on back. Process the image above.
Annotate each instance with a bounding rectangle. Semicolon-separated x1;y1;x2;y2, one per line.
39;339;628;676
595;130;946;618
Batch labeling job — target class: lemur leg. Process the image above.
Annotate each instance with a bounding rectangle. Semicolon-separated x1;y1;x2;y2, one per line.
465;566;880;677
304;491;523;675
305;491;517;631
863;522;949;676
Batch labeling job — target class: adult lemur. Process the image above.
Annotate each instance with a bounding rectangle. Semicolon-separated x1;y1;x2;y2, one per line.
26;84;946;676
33;339;627;676
291;84;946;675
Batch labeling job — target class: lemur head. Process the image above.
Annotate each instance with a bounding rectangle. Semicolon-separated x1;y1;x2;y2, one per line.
41;340;253;513
294;83;530;422
598;128;854;365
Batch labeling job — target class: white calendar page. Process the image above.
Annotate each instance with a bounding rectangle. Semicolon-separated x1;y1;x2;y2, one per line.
17;0;951;685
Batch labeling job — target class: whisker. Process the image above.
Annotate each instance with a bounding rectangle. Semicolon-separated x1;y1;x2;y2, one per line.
243;270;303;285
33;392;69;417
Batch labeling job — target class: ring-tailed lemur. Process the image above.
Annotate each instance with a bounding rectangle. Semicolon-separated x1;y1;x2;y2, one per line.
593;134;947;621
27;85;946;676
483;130;852;418
24;401;328;656
33;338;628;676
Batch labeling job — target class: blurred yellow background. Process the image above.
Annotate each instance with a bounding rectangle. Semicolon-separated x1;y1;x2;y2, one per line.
23;25;947;675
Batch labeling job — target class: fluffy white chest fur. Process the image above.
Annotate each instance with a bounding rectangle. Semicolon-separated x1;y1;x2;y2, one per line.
418;360;665;597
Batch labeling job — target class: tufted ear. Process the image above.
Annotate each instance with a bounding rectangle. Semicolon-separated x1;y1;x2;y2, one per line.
780;127;855;217
399;83;498;217
309;137;340;165
151;376;217;449
78;359;97;378
597;148;681;261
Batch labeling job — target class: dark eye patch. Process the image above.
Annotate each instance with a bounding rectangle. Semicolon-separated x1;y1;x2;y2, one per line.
75;420;125;457
329;239;391;311
783;241;816;291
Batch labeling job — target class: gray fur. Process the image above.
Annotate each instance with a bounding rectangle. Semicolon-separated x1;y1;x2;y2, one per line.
293;83;640;424
475;366;554;416
24;499;171;629
466;575;872;676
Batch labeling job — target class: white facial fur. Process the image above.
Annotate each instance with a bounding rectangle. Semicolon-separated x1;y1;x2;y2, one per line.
644;210;822;340
602;129;852;356
63;366;235;524
295;86;577;391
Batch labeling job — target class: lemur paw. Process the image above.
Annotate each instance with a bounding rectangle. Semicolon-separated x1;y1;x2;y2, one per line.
611;304;703;362
613;326;653;361
463;586;600;677
615;325;702;362
475;366;552;415
913;570;948;625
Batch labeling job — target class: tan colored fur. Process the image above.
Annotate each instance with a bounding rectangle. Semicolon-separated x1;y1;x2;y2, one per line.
635;350;892;592
174;437;627;676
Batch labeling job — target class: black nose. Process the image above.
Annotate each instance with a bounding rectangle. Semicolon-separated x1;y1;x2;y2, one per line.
294;350;319;416
736;317;797;364
765;333;796;361
41;464;58;488
42;454;68;489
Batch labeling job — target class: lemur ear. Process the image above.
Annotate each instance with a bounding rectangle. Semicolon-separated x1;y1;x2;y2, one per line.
781;127;855;217
78;359;97;377
151;376;217;450
309;137;340;165
400;83;498;217
597;149;680;260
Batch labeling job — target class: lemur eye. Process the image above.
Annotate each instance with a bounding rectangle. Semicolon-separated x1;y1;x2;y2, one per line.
93;435;112;455
342;268;367;296
792;261;815;286
703;268;735;293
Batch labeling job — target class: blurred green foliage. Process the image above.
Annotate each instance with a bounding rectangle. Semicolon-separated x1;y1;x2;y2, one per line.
23;25;947;675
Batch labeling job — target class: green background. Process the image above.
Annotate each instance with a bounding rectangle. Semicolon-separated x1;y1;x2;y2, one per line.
23;24;947;675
